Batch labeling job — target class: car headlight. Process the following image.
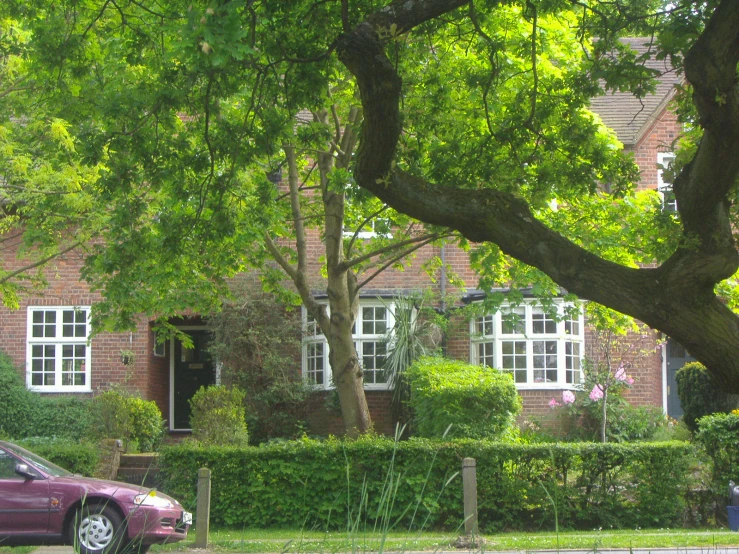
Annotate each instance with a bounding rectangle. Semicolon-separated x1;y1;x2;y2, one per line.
133;491;175;509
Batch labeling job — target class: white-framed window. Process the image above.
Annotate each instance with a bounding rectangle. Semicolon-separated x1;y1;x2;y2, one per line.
26;306;92;392
302;301;394;390
470;301;584;388
343;218;393;240
657;152;677;213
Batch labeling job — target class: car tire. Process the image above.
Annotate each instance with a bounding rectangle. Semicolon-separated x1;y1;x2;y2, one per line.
69;504;126;554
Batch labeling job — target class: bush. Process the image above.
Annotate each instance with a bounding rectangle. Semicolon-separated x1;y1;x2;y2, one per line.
0;352;92;441
88;389;164;452
406;357;521;439
207;291;310;444
127;396;165;452
31;395;94;440
15;437;99;476
189;385;249;446
158;438;694;530
695;411;739;506
676;362;734;433
559;395;668;443
0;352;36;438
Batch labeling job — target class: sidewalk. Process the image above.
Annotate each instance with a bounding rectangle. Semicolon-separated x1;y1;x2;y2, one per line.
31;547;739;554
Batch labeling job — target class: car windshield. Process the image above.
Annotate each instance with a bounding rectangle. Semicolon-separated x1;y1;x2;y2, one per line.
1;442;72;477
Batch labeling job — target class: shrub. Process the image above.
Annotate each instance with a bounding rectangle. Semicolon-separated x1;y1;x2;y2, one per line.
676;361;734;432
0;351;92;441
695;411;739;505
15;437;99;476
0;351;36;438
189;385;249;446
88;389;164;452
207;291;310;444
406;357;521;439
127;396;165;452
30;395;93;440
158;438;694;530
559;394;668;443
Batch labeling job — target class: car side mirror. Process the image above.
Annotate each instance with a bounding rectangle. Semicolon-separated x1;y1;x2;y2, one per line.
15;463;37;480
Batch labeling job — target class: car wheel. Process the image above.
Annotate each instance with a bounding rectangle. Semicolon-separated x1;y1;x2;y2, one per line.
69;504;125;554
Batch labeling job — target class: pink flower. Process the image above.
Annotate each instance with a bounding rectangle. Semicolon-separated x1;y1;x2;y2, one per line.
615;366;627;382
549;398;561;408
627;377;635;385
589;384;604;401
562;390;576;404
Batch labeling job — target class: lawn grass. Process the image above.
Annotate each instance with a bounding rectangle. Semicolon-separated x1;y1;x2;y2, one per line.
153;528;739;553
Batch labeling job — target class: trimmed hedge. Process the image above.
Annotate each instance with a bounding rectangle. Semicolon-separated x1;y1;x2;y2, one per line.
695;412;739;504
159;438;694;531
15;437;100;476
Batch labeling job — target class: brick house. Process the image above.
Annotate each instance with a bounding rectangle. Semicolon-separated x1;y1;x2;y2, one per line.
0;38;689;437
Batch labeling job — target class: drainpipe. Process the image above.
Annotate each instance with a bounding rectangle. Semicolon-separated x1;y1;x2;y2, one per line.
440;240;447;313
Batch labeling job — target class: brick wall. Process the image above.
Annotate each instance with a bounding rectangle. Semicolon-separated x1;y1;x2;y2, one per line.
0;238;169;417
628;108;680;190
0;99;682;439
306;390;396;436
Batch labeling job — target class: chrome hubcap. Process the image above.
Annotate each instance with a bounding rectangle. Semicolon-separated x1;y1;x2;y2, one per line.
77;514;114;551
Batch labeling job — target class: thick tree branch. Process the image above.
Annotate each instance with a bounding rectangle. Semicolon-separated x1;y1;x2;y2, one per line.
338;0;739;389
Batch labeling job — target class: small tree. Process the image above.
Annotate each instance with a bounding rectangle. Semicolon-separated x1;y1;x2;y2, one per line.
207;288;310;444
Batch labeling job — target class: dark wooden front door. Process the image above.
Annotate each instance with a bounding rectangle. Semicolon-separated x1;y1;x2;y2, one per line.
172;330;215;430
666;338;695;419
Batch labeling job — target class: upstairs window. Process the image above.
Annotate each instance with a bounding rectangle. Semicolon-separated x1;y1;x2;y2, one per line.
657;152;677;213
471;301;583;388
27;306;91;392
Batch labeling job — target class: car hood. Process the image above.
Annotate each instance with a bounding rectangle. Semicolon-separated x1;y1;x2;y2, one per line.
48;475;182;507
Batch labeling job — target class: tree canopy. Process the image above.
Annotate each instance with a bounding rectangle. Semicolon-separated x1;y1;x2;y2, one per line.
2;0;739;395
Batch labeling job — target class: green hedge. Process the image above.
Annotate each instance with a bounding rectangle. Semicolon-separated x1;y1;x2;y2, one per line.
695;412;739;505
159;438;694;531
15;437;100;476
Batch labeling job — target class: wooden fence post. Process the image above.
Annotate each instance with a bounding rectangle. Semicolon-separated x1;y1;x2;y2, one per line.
462;457;478;536
195;467;211;548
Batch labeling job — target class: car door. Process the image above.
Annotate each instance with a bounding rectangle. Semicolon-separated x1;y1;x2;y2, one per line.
0;448;51;534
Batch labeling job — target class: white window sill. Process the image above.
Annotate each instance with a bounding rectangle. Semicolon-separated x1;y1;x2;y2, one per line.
28;386;92;393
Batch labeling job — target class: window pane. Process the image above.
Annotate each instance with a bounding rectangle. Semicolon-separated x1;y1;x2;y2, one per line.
477;315;494;336
533;340;557;383
362;307;387;335
532;312;556;334
501;308;525;334
478;342;494;367
565;318;580;336
305;342;324;385
502;340;527;383
361;341;387;384
61;343;86;388
566;341;582;384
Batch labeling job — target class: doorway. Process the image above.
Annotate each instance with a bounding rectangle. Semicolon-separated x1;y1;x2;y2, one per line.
666;338;695;419
170;329;216;431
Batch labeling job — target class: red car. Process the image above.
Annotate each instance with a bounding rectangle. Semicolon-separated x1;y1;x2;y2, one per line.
0;440;191;554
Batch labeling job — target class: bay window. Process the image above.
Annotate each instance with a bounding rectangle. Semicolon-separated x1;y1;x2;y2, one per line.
471;302;583;388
